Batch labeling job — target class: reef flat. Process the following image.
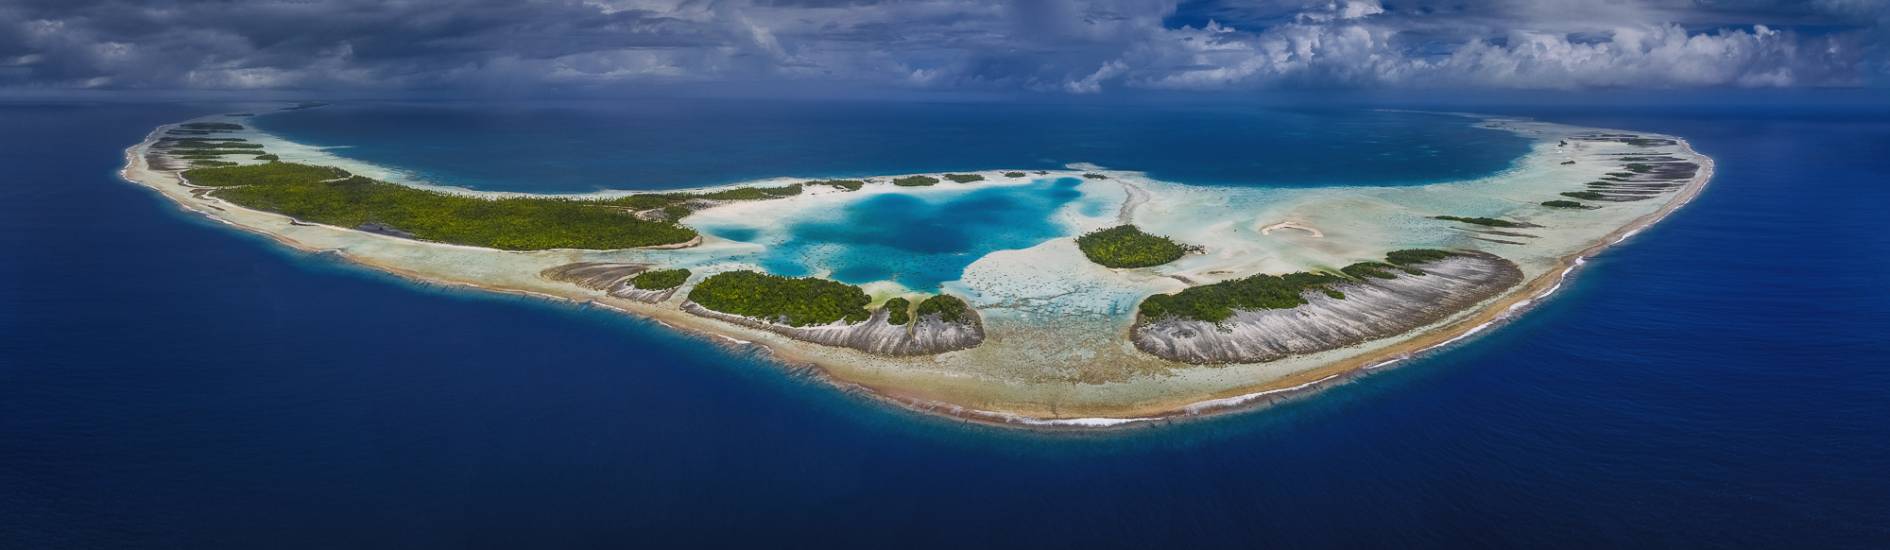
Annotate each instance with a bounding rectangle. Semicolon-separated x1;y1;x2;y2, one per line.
120;107;1712;429
1133;251;1523;364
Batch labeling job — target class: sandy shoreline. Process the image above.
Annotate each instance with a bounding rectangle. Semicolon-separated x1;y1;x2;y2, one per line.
1039;141;1713;427
921;138;1714;429
119;114;1713;431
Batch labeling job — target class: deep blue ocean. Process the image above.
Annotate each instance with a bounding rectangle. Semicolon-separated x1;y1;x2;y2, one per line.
250;100;1530;191
2;99;1887;548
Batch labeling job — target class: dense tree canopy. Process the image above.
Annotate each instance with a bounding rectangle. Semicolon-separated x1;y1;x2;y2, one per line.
1139;250;1461;322
806;179;865;191
687;270;873;326
1076;225;1191;268
631;269;691;290
188;163;698;250
181;162;348;187
914;294;970;323
1434;215;1529;228
882;297;912;325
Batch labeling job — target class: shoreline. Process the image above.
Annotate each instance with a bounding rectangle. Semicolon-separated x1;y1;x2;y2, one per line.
119;114;1713;432
923;137;1714;429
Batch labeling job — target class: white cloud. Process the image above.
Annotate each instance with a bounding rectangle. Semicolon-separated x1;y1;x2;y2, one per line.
0;0;1873;92
1066;59;1127;93
1068;10;1858;92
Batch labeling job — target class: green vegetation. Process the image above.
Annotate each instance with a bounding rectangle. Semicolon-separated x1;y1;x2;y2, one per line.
1342;249;1452;278
893;175;940;187
190;160;237;167
1003;172;1027;178
883;297;912;325
1077;225;1192;268
1385;249;1458;266
217;175;697;249
687;270;872;326
1434;215;1529;228
1082;173;1108;179
182;162;348;187
173;149;259;156
1341;262;1401;279
161;137;246;143
608;194;688;210
254;154;279;161
165;146;265;153
915;294;970;323
1606;172;1634;178
695;184;802;201
1541;200;1587;208
1141;271;1344;322
1138;250;1461;322
169;142;263;149
1561;191;1607;200
188;162;697;250
806;179;865;191
180;122;244;131
943;173;984;183
630;268;691;290
1624;163;1653;173
603;183;804;213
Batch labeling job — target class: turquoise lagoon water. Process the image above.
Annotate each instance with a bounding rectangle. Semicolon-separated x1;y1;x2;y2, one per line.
701;177;1091;290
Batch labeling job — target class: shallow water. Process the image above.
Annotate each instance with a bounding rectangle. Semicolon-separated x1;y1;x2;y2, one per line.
702;177;1087;290
2;100;1887;548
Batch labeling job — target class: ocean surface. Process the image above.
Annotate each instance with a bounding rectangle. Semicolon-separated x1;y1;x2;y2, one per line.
250;100;1531;192
2;99;1887;548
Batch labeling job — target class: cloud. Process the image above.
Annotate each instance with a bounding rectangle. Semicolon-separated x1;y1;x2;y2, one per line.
0;0;1878;94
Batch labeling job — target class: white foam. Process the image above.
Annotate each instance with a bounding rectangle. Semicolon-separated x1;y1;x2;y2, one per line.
1181;372;1345;415
1423;321;1492;352
948;407;1156;427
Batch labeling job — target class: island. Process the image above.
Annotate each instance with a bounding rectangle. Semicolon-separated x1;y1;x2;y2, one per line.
120;108;1712;429
1076;225;1196;268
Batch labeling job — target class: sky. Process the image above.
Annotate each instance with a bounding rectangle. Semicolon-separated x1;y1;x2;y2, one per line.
1;0;1885;97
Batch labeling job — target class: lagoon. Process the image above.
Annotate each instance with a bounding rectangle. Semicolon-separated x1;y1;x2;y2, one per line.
699;177;1091;290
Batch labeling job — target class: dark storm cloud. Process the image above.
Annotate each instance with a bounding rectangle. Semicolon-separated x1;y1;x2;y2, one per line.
0;0;1882;93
